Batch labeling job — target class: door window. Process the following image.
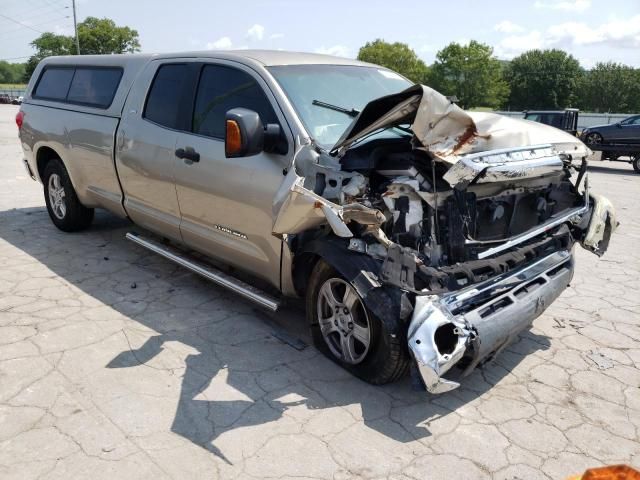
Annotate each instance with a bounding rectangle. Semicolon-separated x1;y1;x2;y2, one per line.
192;65;278;139
144;64;190;129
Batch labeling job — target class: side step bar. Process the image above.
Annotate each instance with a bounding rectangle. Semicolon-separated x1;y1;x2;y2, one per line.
126;232;280;312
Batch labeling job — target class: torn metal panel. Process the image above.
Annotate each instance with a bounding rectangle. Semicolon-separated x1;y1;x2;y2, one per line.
581;193;618;256
408;295;471;394
331;84;590;163
272;173;384;238
442;144;565;188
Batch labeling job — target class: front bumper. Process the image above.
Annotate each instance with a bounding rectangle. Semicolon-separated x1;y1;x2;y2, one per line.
408;250;574;393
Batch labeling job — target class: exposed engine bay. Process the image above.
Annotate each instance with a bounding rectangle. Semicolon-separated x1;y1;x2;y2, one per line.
273;84;617;393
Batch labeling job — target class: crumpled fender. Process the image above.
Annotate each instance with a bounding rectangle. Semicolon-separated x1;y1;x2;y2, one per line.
298;238;408;336
581;193;618;256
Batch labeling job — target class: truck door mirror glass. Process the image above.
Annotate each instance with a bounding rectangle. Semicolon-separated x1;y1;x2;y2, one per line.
225;108;264;158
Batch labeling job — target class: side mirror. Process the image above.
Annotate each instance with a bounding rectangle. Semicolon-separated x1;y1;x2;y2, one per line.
225;108;287;158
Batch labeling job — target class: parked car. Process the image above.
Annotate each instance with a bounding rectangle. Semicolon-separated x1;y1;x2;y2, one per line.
581;114;640;145
523;109;579;136
0;94;10;104
16;51;616;393
11;96;23;105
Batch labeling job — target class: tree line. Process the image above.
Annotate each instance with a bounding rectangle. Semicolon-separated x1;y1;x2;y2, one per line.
358;39;640;113
4;22;638;114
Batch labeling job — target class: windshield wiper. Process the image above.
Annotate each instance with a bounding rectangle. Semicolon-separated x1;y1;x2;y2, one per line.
312;99;360;118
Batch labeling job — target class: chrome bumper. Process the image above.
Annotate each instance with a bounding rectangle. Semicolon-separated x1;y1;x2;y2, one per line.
408;250;574;393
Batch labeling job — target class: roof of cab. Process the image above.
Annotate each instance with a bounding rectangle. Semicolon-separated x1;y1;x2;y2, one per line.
40;49;374;68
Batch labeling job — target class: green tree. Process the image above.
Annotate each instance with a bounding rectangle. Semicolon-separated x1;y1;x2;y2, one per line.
577;62;639;113
0;61;26;83
24;17;140;81
357;39;429;84
505;49;582;110
77;17;140;55
24;32;75;81
429;41;509;109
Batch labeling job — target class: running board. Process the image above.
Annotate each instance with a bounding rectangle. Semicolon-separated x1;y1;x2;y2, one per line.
125;232;280;312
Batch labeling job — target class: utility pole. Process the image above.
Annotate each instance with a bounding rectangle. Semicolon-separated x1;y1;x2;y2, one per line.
72;0;80;54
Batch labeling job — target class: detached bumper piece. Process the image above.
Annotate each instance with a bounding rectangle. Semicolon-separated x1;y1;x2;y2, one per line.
408;250;574;393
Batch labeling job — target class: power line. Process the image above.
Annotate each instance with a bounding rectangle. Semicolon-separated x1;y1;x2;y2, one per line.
0;55;31;61
1;2;69;20
0;13;44;34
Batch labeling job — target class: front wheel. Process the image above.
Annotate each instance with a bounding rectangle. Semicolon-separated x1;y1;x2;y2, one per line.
306;259;409;384
43;159;94;232
633;155;640;173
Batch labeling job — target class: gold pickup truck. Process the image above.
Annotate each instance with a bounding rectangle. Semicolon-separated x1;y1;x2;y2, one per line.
16;50;616;393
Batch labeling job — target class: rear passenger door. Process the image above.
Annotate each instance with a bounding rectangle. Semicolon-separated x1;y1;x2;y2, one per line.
172;62;291;288
117;62;196;242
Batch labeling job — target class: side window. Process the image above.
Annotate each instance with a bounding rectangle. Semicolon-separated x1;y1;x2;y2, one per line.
34;67;75;101
34;66;122;108
192;65;278;139
144;64;190;129
66;67;122;108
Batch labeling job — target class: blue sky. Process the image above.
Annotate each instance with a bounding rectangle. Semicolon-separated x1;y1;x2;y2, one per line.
1;0;639;67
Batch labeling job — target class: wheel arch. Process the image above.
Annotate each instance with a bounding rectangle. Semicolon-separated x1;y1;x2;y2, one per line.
295;236;408;335
35;145;63;183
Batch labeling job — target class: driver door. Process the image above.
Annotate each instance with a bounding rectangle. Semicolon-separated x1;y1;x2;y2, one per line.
173;62;292;288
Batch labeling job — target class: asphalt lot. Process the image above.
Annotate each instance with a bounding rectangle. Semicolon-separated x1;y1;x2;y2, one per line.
1;103;639;479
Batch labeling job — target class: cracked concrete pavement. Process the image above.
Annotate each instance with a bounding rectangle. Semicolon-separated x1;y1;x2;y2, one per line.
1;104;639;479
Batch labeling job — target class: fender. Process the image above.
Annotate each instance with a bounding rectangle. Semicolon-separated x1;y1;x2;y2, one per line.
299;236;410;337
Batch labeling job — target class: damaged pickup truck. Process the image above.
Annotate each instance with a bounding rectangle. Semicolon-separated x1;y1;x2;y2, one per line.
17;51;616;393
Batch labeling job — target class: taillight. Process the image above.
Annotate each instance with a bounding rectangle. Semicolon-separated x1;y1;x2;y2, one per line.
15;111;24;129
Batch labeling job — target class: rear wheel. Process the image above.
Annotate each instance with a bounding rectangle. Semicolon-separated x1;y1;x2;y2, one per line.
43;159;94;232
633;155;640;173
306;259;409;384
585;132;603;146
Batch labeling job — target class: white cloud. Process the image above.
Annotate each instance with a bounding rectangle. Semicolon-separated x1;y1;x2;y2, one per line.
494;20;525;34
269;33;285;40
246;24;265;41
547;16;640;48
534;0;591;12
315;45;351;57
495;15;640;59
496;30;544;58
206;37;233;50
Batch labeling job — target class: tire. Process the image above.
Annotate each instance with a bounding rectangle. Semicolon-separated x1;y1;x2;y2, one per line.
633;155;640;173
43;158;94;232
584;132;603;146
306;259;409;385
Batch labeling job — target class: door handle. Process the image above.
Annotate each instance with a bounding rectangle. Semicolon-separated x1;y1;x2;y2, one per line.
175;147;200;163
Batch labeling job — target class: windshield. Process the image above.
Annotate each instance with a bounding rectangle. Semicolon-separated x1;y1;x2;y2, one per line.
268;65;413;148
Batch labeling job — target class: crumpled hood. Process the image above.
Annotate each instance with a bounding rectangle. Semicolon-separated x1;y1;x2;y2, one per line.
332;84;590;163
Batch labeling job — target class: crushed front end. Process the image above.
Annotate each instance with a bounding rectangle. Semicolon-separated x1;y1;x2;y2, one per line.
274;84;617;393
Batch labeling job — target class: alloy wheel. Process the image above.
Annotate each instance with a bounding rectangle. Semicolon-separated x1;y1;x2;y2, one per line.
316;278;371;364
48;173;66;219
